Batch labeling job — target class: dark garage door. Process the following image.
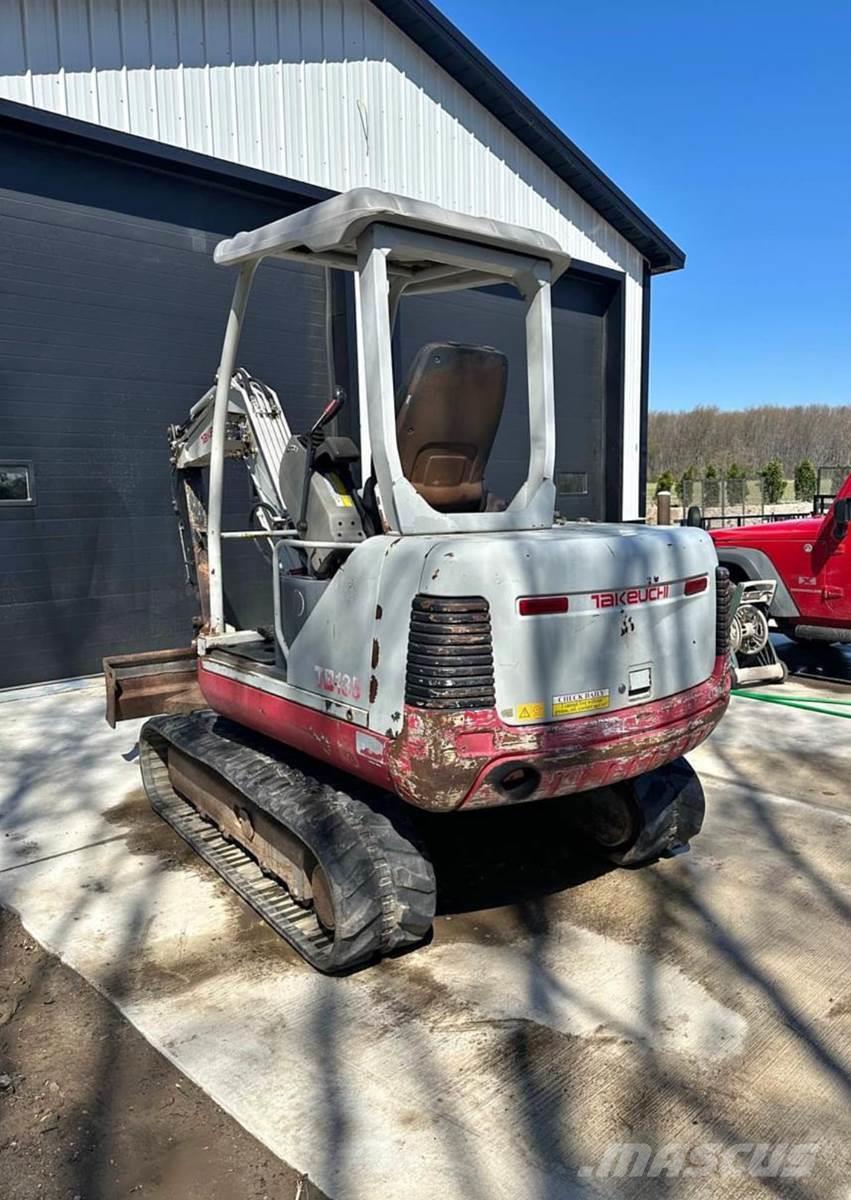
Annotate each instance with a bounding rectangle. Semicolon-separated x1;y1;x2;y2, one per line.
0;132;331;688
397;270;623;521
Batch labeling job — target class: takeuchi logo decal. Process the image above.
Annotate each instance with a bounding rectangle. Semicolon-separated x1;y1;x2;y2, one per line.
591;584;670;609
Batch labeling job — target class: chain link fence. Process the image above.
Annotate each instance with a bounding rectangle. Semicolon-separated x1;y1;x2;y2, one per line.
816;465;851;503
680;477;772;519
652;465;851;526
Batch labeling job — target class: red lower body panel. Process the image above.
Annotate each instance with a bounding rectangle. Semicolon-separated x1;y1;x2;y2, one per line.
197;665;393;790
199;657;730;812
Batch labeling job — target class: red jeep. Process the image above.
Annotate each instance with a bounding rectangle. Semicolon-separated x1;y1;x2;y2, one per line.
710;475;851;645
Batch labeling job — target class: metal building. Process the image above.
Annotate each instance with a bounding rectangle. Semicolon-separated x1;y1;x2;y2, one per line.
0;0;684;687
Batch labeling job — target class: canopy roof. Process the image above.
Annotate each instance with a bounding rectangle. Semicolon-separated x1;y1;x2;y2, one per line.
214;188;571;281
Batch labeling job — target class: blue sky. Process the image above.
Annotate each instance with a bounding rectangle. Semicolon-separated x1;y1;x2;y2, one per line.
437;0;851;412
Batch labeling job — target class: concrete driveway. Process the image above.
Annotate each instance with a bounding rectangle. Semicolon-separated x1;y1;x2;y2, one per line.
1;678;849;1199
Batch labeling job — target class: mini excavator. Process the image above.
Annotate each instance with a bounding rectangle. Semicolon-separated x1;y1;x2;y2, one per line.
105;190;731;972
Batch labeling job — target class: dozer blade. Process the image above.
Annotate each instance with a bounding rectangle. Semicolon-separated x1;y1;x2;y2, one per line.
103;647;203;727
138;712;435;974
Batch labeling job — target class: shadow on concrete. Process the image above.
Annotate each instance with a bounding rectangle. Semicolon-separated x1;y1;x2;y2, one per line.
773;632;851;685
3;677;851;1199
416;800;611;917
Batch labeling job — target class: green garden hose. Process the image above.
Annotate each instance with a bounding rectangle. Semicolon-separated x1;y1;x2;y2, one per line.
732;689;851;718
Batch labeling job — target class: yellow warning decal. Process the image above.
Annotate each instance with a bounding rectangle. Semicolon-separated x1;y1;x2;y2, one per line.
327;472;355;508
553;689;610;716
515;702;545;721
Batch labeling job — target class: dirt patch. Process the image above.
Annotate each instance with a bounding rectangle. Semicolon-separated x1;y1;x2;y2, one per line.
0;908;328;1200
101;789;305;997
827;994;851;1019
106;906;304;1005
103;788;199;874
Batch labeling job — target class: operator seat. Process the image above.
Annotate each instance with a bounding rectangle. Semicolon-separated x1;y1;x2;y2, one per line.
395;342;507;512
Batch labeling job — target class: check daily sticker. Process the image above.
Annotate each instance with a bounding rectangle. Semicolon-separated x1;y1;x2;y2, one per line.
553;689;610;716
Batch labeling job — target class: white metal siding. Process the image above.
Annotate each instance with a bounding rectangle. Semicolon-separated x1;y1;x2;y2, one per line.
0;0;647;516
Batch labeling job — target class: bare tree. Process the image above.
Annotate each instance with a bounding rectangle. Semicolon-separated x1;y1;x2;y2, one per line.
648;405;851;479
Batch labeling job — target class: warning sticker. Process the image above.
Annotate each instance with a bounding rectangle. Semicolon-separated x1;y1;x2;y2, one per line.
553;689;610;716
515;702;545;721
320;473;355;508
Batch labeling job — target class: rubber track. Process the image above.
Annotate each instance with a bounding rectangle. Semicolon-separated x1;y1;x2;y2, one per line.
139;712;435;973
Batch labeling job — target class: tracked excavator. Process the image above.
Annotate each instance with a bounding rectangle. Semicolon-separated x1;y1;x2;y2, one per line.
104;189;731;973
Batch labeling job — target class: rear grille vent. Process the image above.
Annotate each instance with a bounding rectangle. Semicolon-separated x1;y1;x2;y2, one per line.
715;567;732;658
405;595;495;710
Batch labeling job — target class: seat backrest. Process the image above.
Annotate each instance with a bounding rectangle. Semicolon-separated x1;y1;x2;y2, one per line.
395;342;507;511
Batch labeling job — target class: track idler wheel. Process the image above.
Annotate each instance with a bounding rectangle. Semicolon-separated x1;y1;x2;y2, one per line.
138;713;436;973
565;757;706;867
310;864;337;934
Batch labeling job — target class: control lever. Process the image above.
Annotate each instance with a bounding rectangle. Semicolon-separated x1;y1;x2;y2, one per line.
298;387;347;537
309;386;347;437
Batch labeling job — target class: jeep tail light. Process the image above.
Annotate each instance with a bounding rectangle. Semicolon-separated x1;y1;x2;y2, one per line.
684;575;709;596
518;595;569;616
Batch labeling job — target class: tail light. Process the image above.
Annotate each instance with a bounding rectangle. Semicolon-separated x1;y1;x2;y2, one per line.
684;575;709;596
518;595;569;616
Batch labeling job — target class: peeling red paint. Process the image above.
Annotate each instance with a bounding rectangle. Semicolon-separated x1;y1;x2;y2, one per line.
387;658;731;811
199;657;730;817
387;707;477;812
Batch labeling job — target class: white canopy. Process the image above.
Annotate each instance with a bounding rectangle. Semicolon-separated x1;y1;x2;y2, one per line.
214;187;570;280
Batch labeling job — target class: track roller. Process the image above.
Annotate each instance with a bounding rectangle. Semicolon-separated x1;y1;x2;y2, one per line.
139;712;435;973
563;757;706;867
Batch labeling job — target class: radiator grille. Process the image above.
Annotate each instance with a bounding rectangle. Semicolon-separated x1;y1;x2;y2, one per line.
715;566;732;658
405;595;495;710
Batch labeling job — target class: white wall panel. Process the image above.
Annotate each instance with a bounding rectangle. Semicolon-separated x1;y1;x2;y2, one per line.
0;0;649;515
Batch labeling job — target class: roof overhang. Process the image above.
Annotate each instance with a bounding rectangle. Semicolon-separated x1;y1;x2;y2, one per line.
0;97;332;216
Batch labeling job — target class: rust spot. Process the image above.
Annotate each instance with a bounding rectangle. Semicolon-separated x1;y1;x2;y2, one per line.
371;639;380;669
384;727;396;738
443;551;455;559
375;604;383;620
369;676;379;703
324;699;332;711
345;709;353;722
387;708;476;811
391;711;401;722
431;569;440;581
386;670;730;813
103;646;200;727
